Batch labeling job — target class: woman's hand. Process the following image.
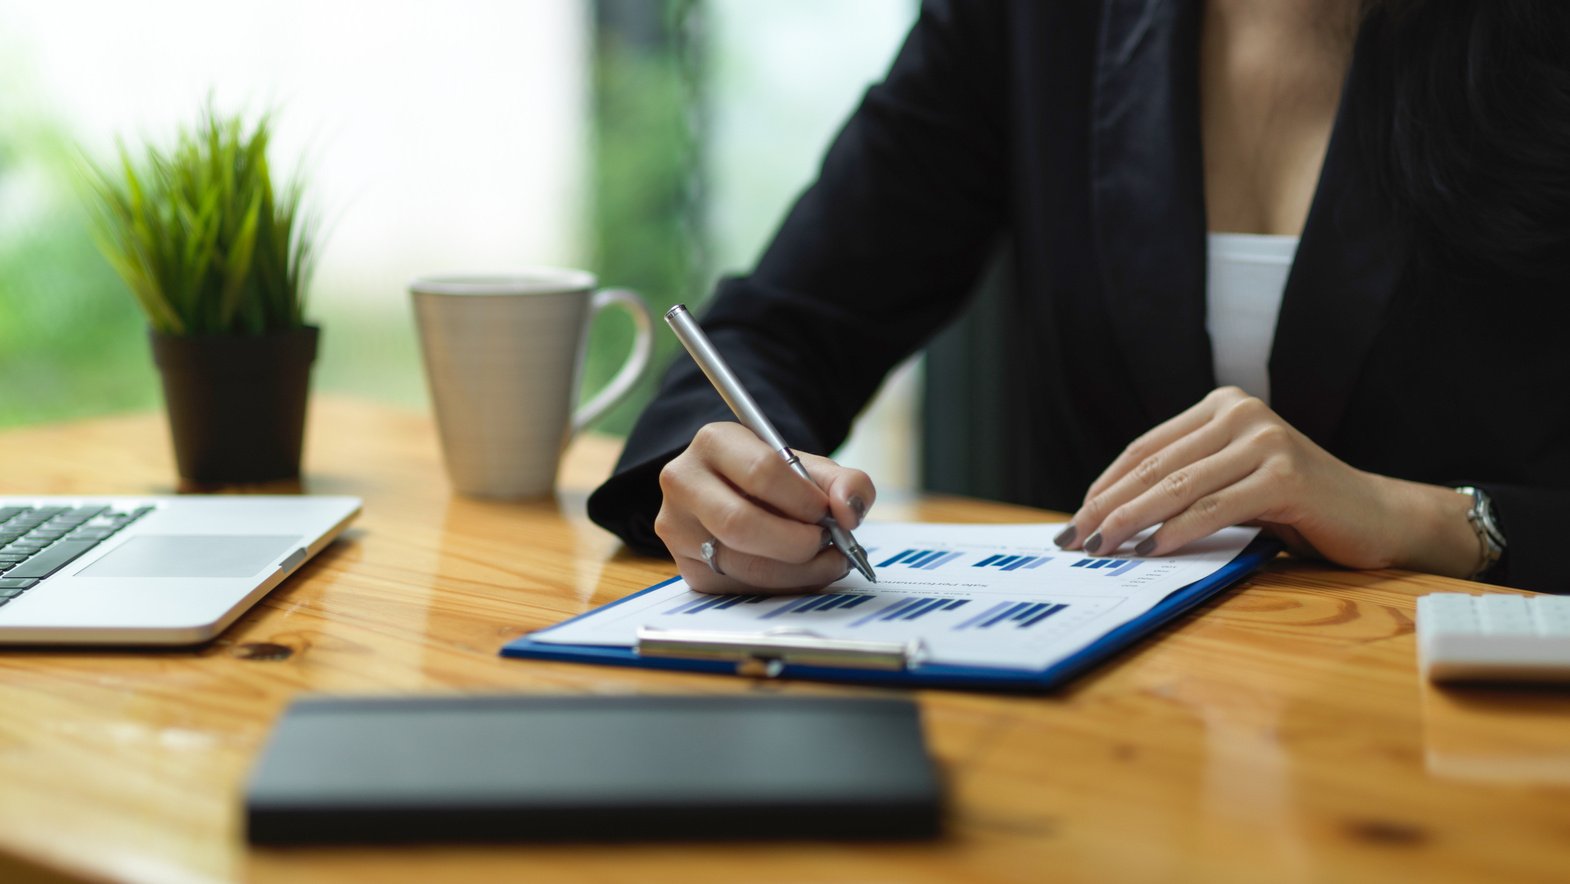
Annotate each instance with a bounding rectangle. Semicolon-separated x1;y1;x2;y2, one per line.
655;422;876;594
1056;387;1479;577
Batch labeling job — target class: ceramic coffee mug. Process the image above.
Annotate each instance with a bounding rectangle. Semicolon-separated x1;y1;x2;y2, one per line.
411;270;653;498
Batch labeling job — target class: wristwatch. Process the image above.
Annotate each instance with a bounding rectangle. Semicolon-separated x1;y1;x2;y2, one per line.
1454;486;1506;580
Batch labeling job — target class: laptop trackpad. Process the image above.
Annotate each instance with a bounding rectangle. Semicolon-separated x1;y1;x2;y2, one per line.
78;535;303;579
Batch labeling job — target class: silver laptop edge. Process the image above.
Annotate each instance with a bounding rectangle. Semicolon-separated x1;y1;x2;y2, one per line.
0;495;361;646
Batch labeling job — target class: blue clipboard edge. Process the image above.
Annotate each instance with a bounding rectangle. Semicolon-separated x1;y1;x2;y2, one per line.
501;538;1283;692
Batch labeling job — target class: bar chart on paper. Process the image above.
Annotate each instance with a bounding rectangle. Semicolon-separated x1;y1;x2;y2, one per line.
974;553;1051;572
643;586;1103;651
653;584;1093;642
530;522;1260;671
1070;557;1142;577
878;549;965;571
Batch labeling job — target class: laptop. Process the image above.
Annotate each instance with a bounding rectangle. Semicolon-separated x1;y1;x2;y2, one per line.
0;495;360;645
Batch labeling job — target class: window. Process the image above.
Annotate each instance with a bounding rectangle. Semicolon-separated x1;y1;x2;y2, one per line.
0;0;917;485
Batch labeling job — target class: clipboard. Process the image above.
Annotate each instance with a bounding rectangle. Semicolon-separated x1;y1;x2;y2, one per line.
501;538;1280;692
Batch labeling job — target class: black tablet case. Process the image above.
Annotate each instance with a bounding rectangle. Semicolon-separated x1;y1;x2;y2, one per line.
245;694;942;844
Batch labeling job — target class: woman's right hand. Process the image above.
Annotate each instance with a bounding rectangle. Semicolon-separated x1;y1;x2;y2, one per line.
655;422;875;594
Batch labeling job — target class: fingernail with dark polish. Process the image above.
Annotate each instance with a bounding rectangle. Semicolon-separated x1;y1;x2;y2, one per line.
1053;525;1077;547
848;495;867;526
820;527;834;549
1084;532;1103;554
1134;538;1156;556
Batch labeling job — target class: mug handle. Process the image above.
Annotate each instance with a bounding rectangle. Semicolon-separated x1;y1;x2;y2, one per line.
571;288;654;436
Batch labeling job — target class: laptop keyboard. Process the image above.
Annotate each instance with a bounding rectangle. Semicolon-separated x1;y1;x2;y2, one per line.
0;504;154;603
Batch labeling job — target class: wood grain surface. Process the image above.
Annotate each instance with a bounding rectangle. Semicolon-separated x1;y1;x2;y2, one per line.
0;398;1566;884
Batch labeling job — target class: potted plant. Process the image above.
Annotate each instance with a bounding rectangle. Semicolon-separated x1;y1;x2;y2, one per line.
83;106;321;486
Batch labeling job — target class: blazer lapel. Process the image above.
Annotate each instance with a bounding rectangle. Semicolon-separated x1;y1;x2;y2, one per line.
1092;1;1407;442
1090;0;1214;425
1268;36;1407;445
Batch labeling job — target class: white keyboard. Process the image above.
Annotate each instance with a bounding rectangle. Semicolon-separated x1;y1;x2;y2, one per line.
1417;593;1570;683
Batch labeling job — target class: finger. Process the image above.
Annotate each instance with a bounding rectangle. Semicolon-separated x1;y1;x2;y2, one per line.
1065;417;1234;550
1133;468;1285;557
689;472;828;563
677;544;852;595
658;477;838;593
657;500;823;576
799;451;876;529
691;423;832;524
1084;387;1245;501
1080;446;1259;556
659;453;824;564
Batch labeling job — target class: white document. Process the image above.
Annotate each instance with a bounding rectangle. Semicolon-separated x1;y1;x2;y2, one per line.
532;522;1260;671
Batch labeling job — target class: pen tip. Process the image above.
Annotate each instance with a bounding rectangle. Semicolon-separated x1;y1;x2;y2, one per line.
853;554;877;583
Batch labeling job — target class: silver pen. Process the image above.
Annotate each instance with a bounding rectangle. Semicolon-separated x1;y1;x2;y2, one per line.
664;304;878;583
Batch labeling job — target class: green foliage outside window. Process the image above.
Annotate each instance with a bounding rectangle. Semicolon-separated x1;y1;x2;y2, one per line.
580;0;709;436
1;5;712;435
0;107;156;427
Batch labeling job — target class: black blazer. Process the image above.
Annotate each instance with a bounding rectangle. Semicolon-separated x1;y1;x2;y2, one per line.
589;0;1570;591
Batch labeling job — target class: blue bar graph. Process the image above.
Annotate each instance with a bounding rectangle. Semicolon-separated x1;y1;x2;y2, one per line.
1007;602;1050;623
1070;558;1141;576
922;551;963;570
954;600;1070;630
789;595;835;614
848;596;968;627
1021;603;1068;627
877;548;962;571
1005;556;1048;571
758;592;876;620
853;597;918;625
665;594;768;615
954;602;1013;630
974;553;1051;571
980;601;1031;627
895;598;945;620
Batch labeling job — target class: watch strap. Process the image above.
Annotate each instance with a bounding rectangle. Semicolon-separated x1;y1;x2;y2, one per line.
1454;485;1506;580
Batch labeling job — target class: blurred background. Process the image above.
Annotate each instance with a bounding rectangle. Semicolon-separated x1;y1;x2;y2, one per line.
0;0;921;487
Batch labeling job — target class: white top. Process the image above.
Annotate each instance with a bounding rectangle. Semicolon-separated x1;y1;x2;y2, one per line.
1204;232;1299;403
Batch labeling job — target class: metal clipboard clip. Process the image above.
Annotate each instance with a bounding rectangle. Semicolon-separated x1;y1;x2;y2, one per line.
636;626;926;678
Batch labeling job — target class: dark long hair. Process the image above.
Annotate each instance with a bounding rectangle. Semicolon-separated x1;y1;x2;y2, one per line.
1356;1;1570;283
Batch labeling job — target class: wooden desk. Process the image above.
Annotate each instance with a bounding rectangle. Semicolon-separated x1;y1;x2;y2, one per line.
0;398;1566;883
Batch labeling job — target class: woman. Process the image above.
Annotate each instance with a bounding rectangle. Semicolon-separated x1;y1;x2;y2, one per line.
588;0;1570;593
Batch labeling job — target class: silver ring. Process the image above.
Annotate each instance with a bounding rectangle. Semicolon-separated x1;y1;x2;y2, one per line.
699;538;725;576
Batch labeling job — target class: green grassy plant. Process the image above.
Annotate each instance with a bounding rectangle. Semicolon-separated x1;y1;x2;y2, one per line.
82;106;315;336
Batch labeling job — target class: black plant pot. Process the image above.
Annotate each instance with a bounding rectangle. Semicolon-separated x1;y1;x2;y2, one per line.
149;326;319;485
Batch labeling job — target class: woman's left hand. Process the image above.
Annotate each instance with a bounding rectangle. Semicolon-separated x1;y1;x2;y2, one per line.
1056;386;1466;572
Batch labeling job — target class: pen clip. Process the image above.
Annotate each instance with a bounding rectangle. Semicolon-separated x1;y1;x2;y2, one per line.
636;626;923;677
